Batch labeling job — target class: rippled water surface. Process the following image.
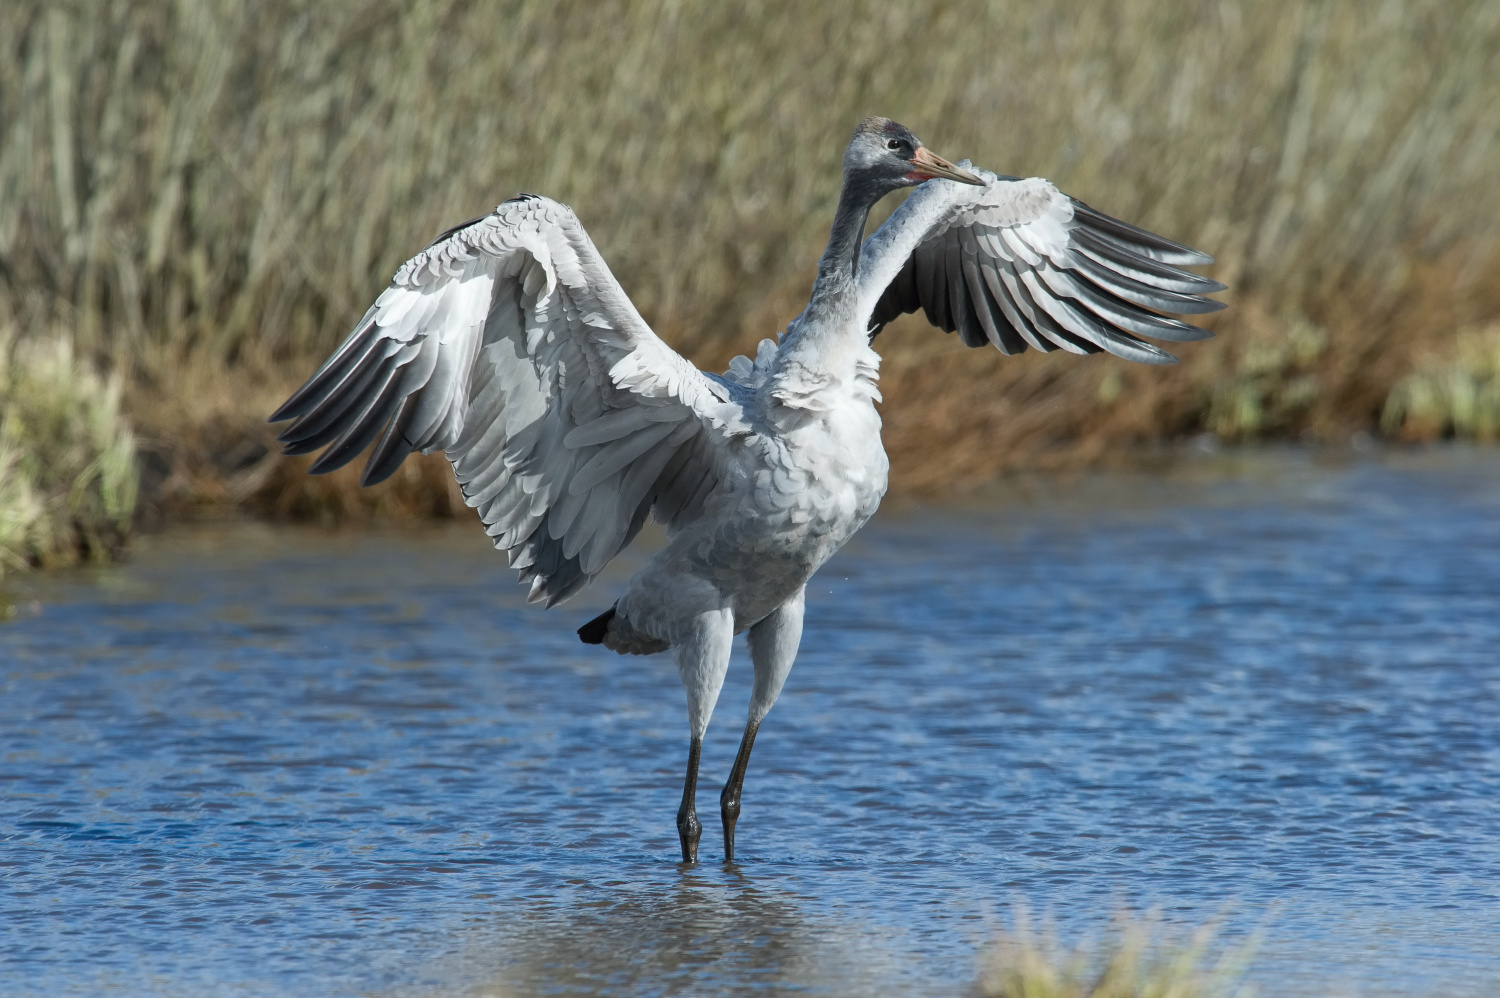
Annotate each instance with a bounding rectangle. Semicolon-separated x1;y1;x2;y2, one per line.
3;451;1499;997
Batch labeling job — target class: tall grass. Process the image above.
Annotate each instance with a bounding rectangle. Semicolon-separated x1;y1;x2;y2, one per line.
2;0;1499;507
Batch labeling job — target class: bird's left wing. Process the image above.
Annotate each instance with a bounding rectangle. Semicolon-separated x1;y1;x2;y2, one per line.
858;166;1225;363
270;195;745;606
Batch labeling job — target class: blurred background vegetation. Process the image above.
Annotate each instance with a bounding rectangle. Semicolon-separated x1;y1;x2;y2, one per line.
0;327;136;579
974;910;1256;998
1;0;1499;563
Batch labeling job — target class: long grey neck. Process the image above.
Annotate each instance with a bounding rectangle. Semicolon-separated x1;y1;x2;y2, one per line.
813;175;884;292
772;173;892;382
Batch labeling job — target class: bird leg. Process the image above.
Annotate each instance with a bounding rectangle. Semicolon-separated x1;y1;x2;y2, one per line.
718;589;804;862
668;603;734;864
719;718;760;862
676;735;704;863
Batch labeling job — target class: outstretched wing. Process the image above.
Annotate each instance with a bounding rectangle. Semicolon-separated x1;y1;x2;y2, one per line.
858;167;1225;363
270;195;744;606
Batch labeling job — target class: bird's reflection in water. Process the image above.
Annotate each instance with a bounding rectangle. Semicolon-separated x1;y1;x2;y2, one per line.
442;866;919;997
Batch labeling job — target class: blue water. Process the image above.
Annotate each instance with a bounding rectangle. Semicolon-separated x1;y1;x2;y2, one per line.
2;450;1498;996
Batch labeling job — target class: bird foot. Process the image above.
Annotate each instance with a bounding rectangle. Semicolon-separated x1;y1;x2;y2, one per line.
676;806;702;864
720;789;742;861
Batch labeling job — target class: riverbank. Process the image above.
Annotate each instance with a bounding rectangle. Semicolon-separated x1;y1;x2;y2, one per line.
94;305;1500;517
4;316;1499;580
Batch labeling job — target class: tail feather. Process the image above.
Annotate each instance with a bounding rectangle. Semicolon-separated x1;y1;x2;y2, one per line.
577;606;616;645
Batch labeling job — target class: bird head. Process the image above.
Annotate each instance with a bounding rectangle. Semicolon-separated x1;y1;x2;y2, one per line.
844;117;985;192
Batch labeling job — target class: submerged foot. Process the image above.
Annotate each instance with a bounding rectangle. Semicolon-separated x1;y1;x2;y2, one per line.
720;786;742;862
677;804;702;864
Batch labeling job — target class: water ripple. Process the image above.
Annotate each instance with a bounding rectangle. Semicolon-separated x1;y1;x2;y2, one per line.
2;451;1499;996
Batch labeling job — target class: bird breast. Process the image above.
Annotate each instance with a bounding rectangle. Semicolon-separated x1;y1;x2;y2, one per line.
689;361;888;621
757;337;887;525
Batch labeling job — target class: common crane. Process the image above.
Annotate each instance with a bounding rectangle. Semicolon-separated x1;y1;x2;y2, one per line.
270;117;1224;863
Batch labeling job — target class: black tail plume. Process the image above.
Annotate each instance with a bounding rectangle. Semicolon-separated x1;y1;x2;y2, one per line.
577;606;616;645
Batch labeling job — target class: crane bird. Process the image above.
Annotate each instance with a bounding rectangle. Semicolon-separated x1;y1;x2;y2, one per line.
270;117;1224;864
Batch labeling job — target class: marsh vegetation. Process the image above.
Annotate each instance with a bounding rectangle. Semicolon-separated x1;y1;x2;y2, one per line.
0;329;136;577
2;0;1498;544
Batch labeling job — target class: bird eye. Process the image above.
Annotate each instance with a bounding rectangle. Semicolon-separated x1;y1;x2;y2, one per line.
886;138;902;151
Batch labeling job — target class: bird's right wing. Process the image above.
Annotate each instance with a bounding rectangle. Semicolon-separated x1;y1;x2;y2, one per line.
858;167;1225;363
270;195;746;606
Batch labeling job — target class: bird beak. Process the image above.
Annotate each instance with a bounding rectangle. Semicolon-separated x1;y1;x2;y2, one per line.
906;146;985;185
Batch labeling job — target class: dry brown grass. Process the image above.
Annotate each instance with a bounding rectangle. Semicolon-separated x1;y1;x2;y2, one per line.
4;0;1499;516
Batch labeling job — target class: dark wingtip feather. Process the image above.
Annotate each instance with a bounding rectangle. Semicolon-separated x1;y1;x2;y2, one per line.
305;373;404;475
280;436;334;458
544;569;591;608
1155;322;1214;342
578;606;616;645
1098;332;1180;366
360;395;418;486
1071;253;1226;316
1070;227;1225;295
269;383;321;424
269;321;383;424
1071;199;1215;266
1135;347;1179;365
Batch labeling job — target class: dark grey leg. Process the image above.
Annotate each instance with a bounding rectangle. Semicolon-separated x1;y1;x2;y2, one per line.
719;718;761;862
676;735;703;863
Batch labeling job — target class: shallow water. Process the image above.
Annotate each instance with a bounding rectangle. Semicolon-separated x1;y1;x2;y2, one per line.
3;450;1498;997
